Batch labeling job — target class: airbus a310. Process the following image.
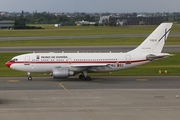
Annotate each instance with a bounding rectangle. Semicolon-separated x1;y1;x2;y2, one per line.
6;23;173;81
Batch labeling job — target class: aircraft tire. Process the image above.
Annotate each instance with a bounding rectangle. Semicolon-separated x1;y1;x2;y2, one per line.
28;76;32;81
79;75;85;80
86;76;91;81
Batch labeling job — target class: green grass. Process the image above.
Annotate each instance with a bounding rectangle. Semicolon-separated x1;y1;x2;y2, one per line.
0;37;179;46
0;23;179;46
0;37;143;46
0;24;179;37
1;52;180;77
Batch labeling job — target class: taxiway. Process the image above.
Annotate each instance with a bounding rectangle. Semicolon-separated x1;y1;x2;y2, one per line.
0;76;180;120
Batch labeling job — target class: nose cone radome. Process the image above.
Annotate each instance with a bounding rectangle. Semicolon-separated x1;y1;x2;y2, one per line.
6;61;13;68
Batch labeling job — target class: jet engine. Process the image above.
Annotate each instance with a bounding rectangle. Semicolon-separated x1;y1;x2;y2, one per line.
52;68;74;79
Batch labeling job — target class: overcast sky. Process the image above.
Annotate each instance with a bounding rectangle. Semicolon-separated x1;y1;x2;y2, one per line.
0;0;179;13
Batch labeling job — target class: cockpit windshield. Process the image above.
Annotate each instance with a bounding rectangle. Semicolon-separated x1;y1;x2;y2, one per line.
10;58;18;62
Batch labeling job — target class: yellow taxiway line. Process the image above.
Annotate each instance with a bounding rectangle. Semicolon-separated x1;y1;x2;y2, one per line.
60;83;97;120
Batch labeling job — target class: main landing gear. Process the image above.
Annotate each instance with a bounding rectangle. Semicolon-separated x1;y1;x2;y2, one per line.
79;71;91;81
79;75;91;80
26;71;91;81
27;72;32;81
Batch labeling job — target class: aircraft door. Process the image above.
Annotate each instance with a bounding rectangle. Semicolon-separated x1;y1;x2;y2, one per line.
126;55;131;64
24;56;30;65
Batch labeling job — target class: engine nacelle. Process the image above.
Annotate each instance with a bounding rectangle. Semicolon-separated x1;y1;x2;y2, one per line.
53;68;74;79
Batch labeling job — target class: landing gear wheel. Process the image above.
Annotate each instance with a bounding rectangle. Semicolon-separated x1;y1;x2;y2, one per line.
28;76;32;81
27;72;32;81
79;75;85;80
86;76;91;81
79;75;91;81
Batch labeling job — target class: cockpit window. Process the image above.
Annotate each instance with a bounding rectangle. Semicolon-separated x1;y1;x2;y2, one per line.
10;58;18;62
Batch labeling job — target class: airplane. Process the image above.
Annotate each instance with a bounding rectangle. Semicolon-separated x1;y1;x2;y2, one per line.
6;23;173;81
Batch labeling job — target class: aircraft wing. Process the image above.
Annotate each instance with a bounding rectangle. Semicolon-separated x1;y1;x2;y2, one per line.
71;63;118;72
71;64;108;67
54;64;109;69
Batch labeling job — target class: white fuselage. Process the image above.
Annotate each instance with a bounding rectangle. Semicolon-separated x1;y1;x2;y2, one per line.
8;52;150;73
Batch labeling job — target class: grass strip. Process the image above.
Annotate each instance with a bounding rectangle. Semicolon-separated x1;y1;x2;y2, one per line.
0;24;180;37
0;37;179;46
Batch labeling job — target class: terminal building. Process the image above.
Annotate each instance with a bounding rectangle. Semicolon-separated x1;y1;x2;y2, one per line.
0;21;15;29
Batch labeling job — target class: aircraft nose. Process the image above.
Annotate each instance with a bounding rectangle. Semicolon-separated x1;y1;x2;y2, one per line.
6;61;13;68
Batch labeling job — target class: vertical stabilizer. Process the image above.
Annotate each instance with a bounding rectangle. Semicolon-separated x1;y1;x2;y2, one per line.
129;23;173;53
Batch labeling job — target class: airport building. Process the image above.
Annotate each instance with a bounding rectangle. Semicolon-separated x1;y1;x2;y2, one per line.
0;21;15;29
111;17;163;26
99;16;110;24
99;16;163;26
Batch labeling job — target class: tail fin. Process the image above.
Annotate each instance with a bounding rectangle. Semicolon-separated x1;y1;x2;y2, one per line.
129;23;173;53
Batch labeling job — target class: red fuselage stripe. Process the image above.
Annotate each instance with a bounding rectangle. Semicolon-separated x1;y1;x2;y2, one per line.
8;59;148;65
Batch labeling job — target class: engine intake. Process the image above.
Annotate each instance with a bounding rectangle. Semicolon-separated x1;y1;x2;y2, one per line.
53;68;74;79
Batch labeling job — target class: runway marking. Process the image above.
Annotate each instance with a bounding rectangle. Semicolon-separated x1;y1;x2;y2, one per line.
161;109;172;111
59;83;97;120
7;80;19;83
154;96;165;98
136;79;148;81
59;83;74;97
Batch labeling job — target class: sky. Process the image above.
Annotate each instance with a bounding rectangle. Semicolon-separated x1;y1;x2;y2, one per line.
0;0;179;13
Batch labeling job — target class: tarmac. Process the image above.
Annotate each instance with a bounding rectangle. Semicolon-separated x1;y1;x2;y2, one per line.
0;76;180;120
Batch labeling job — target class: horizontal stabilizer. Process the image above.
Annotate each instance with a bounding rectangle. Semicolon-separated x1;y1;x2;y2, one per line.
146;54;170;61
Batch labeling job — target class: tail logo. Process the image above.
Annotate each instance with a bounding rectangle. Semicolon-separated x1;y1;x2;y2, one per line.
158;28;170;43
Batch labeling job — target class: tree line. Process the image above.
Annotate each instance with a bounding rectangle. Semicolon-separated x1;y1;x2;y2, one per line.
0;11;180;27
0;11;98;26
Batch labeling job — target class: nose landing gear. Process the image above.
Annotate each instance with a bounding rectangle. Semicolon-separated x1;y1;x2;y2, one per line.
27;72;32;81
